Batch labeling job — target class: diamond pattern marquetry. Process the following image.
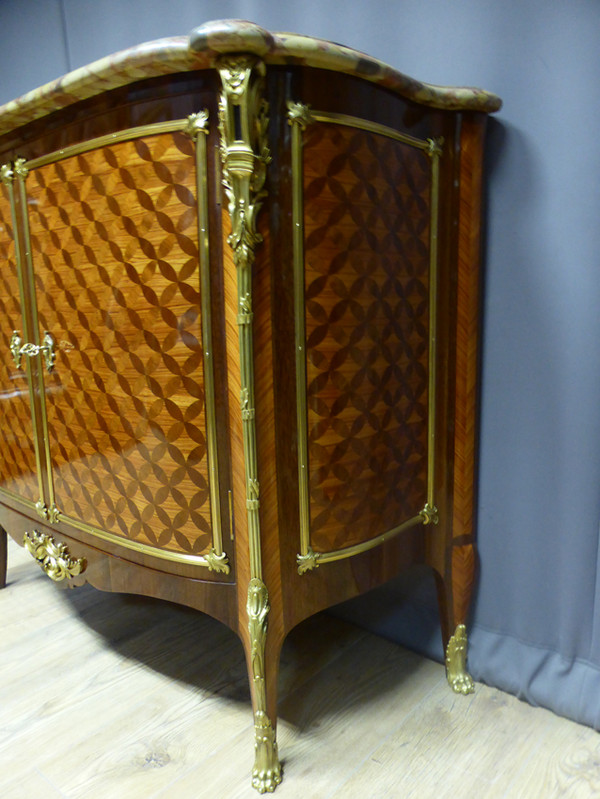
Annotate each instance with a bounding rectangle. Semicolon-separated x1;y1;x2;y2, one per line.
302;123;431;552
0;185;39;501
26;132;213;555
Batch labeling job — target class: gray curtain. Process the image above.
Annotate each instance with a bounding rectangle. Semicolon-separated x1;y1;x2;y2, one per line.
1;0;600;729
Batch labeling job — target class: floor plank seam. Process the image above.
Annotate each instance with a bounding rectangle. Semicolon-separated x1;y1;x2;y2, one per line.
37;766;69;799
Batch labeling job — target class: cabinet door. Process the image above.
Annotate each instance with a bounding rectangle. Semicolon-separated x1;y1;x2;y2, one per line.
20;126;228;569
0;169;43;508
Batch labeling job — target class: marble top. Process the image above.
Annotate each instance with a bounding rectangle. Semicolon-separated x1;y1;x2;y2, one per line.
0;19;501;136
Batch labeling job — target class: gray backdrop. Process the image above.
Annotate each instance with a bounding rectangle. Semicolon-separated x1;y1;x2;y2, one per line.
1;0;599;728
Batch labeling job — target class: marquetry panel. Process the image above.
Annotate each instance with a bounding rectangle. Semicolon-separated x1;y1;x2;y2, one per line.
0;184;38;501
25;132;213;555
302;123;431;552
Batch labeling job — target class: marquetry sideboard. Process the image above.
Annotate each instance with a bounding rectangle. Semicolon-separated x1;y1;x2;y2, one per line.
0;20;501;792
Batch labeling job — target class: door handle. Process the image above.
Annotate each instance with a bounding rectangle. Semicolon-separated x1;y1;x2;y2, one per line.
9;330;56;373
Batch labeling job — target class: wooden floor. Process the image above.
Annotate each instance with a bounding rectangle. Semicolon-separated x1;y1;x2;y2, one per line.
2;537;600;798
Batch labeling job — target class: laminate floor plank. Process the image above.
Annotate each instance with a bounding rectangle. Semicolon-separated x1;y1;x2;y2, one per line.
3;537;600;798
37;683;249;799
327;678;554;798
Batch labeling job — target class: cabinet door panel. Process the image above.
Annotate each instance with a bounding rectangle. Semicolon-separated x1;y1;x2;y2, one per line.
25;132;215;557
0;182;39;503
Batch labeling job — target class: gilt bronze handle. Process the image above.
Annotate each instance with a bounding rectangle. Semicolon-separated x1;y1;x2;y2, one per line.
10;330;56;373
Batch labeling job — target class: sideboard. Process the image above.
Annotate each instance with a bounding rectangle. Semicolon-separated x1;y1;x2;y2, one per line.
0;19;501;792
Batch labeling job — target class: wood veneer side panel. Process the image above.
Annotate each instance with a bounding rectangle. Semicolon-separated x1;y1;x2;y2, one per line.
276;67;450;634
450;113;487;624
254;209;286;725
283;531;427;632
253;192;284;614
254;226;283;608
264;68;315;636
422;112;461;626
222;208;249;620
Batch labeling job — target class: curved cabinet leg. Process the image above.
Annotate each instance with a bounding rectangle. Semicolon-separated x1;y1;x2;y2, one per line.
0;525;7;589
246;578;283;793
434;543;476;695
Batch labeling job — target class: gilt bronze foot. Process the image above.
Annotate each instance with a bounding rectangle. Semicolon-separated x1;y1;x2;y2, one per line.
446;624;475;695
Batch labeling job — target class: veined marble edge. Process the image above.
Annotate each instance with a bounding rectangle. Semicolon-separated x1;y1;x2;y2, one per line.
0;19;501;136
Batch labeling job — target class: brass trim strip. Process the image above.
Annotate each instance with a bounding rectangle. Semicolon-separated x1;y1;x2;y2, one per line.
57;512;217;567
0;487;38;512
15;163;57;519
303;514;424;570
24;120;189;170
289;105;441;571
187;111;228;570
426;140;441;512
310;109;431;151
227;490;234;541
5;161;47;511
289;108;311;562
